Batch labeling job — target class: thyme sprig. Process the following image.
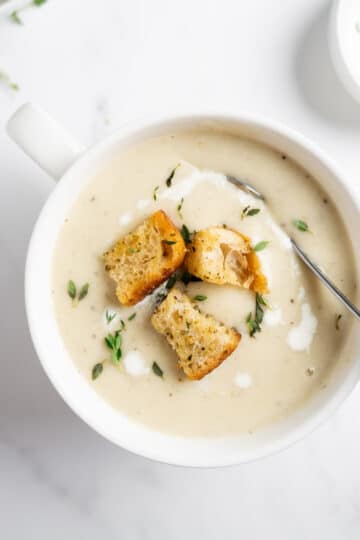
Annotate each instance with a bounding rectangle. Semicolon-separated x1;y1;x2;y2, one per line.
104;330;122;365
246;293;267;337
10;0;47;25
67;280;90;305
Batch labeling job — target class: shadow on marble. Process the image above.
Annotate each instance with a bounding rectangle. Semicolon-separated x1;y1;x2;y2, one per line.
295;4;360;127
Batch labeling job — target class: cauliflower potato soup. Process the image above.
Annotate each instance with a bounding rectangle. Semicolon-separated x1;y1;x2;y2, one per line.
52;128;357;437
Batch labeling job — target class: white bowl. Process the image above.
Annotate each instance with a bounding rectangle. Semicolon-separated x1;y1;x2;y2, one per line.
329;0;360;103
7;103;360;467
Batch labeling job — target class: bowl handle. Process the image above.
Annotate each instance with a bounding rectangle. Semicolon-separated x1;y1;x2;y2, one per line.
6;102;85;181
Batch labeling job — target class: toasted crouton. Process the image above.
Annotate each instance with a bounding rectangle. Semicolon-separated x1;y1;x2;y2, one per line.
185;226;268;294
151;288;241;380
103;210;186;306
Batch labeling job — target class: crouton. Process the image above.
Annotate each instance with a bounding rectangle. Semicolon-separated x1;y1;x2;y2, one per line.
103;210;186;306
185;226;268;294
151;288;241;380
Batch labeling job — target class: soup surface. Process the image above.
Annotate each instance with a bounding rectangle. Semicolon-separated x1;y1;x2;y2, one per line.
52;128;357;437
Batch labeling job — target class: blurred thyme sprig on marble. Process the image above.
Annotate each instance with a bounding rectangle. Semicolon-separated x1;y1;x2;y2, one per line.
0;70;19;91
10;0;47;25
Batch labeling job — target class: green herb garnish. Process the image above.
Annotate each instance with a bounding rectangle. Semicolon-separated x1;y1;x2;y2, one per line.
177;197;184;218
165;164;180;187
152;361;163;377
293;219;309;232
153;185;160;201
128;313;136;321
67;280;89;304
163;240;177;245
120;319;126;330
335;313;342;331
166;274;177;289
193;294;207;302
0;71;19;91
241;206;260;219
78;283;89;301
105;309;117;324
246;312;259;337
256;294;268;307
67;280;77;300
253;241;269;252
10;11;22;24
255;296;265;326
92;362;103;380
10;0;47;25
246;293;267;337
180;224;191;244
104;331;122;365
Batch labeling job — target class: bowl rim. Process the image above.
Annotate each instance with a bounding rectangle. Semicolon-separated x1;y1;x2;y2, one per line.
25;111;360;467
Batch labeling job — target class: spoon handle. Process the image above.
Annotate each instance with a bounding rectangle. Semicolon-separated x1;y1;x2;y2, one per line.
225;174;360;322
226;175;265;200
291;239;360;321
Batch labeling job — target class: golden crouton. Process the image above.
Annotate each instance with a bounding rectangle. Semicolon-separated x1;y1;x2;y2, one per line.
103;210;186;306
185;226;268;294
151;288;241;380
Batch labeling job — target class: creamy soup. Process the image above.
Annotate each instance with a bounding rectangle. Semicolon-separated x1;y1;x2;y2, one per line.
52;129;357;437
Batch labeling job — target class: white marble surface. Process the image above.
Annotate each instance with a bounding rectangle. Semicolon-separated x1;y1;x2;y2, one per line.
1;0;360;538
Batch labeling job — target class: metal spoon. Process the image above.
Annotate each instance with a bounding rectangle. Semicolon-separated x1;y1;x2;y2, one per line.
226;174;360;321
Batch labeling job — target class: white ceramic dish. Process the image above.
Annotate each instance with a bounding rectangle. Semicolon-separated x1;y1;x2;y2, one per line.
7;103;360;467
329;0;360;103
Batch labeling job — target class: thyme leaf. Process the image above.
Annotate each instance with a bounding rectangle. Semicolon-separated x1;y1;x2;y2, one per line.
293;219;309;232
152;361;163;377
253;240;269;252
180;224;191;244
335;313;342;331
165;164;180;187
153;186;159;201
78;283;89;301
241;206;260;219
163;240;177;245
67;280;77;300
0;70;19;91
92;363;103;380
193;294;207;302
177;197;184;218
